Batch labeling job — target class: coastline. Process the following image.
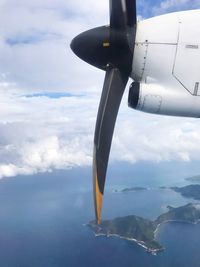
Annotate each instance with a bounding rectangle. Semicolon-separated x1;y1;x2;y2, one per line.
93;232;163;255
88;218;200;255
88;225;163;255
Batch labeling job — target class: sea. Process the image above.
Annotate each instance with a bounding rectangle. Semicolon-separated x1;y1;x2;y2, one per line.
0;161;200;267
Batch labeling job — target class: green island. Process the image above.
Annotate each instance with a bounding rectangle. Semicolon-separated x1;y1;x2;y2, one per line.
88;203;200;254
114;187;147;193
172;184;200;200
185;175;200;183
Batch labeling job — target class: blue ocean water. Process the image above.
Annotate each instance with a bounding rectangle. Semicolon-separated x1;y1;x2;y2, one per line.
0;161;200;267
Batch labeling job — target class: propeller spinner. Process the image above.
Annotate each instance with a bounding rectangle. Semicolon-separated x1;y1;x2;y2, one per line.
71;0;137;224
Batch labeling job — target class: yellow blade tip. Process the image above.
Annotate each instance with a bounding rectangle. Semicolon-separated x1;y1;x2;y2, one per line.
97;218;101;225
94;174;103;225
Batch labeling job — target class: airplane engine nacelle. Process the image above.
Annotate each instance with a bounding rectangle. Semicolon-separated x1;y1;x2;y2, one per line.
128;82;200;118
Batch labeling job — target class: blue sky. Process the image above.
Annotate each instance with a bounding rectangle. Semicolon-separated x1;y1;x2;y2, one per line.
137;0;200;18
0;0;200;178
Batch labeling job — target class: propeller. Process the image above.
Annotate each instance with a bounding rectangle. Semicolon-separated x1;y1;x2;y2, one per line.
71;0;137;224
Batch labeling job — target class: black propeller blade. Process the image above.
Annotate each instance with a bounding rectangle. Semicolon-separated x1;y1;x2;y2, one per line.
71;0;137;224
93;67;128;224
110;0;136;29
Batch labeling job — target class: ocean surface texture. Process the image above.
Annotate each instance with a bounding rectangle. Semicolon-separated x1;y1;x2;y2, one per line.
0;161;200;267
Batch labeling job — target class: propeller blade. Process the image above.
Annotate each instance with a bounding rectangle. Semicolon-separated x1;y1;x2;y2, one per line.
109;0;136;30
93;67;128;224
71;1;137;225
109;0;136;56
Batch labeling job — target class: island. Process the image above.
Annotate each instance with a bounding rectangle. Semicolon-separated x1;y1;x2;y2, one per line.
88;203;200;254
88;215;161;253
155;203;200;224
172;184;200;200
114;187;147;193
185;175;200;183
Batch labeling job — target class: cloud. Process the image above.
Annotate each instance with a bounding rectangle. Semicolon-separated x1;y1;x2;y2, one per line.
0;82;96;178
1;0;199;92
113;106;200;163
152;0;200;16
1;1;200;179
137;0;200;18
0;0;108;92
1;80;200;179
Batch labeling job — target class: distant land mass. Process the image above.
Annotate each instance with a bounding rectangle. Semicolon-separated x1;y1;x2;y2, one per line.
114;187;147;193
117;184;200;198
88;203;200;254
172;184;200;200
185;175;200;183
115;184;200;201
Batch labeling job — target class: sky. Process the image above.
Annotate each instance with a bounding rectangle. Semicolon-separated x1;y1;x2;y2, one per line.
0;0;200;178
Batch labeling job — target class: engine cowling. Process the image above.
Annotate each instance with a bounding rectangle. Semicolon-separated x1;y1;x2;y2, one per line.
129;10;200;119
128;82;200;118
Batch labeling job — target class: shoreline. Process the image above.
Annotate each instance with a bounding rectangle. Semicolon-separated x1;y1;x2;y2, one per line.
88;225;163;255
88;219;200;255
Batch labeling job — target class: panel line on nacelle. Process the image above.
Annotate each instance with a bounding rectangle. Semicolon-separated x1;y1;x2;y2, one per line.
173;13;200;96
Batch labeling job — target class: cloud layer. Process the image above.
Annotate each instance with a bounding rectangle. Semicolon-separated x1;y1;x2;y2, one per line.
0;0;200;178
1;82;200;178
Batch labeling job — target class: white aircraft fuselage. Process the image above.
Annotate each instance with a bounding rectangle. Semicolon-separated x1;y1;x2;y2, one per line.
70;3;200;225
130;10;200;118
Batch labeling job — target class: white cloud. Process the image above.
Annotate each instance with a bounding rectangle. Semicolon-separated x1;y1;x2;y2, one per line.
0;81;200;179
0;80;97;178
1;1;200;179
113;106;200;163
1;0;199;91
159;0;189;10
152;0;200;16
0;0;107;92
